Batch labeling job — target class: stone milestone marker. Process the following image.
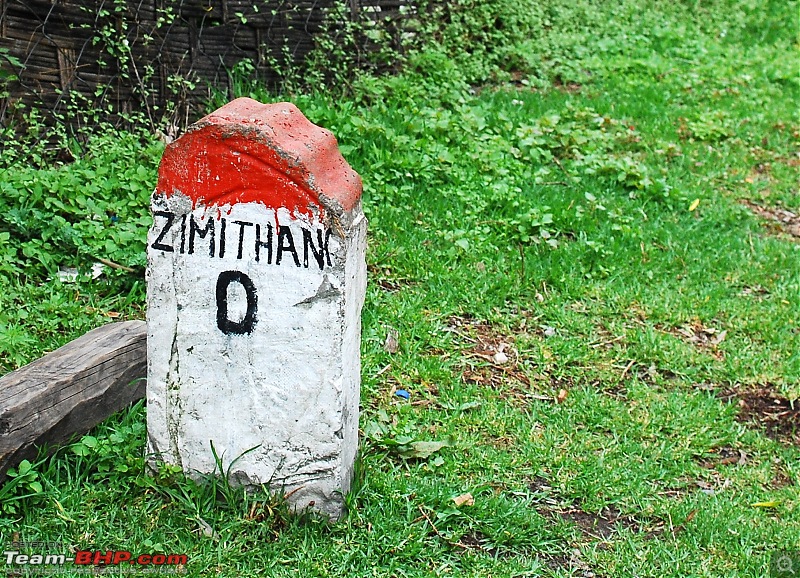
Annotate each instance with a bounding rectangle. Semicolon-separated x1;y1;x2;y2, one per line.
146;98;366;519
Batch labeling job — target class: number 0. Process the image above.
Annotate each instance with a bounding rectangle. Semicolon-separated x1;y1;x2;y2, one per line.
216;270;258;335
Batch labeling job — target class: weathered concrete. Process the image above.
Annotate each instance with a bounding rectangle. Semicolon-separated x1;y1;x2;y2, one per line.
146;98;366;519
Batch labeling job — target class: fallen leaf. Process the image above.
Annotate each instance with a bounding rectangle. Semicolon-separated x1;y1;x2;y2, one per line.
457;401;482;411
711;329;727;346
689;198;700;211
696;480;715;495
493;351;509;364
406;440;449;459
384;329;399;354
195;516;218;538
737;450;747;466
453;493;475;507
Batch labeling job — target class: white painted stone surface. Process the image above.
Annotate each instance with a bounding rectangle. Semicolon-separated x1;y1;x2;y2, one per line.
147;196;366;519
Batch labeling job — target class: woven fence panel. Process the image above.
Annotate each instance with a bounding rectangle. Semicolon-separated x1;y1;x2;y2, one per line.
0;0;415;131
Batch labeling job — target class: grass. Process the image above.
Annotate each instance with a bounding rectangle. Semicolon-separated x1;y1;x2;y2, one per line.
0;1;798;576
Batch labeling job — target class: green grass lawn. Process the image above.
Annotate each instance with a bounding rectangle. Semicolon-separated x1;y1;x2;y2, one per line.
0;1;798;576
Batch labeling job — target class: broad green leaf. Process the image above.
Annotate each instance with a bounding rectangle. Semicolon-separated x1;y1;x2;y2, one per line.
406;440;449;459
81;435;98;448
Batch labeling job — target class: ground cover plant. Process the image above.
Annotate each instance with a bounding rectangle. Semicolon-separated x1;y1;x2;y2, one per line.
0;1;798;576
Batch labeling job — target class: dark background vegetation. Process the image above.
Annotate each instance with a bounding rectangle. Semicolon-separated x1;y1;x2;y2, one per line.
0;0;411;131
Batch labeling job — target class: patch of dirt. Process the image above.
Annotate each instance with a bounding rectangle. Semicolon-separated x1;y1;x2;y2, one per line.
556;506;640;540
525;476;561;509
744;162;775;184
660;318;727;358
456;532;484;549
695;446;747;469
719;386;800;445
448;315;518;362
447;316;550;402
528;475;553;494
367;264;414;292
542;549;600;577
526;492;666;575
738;284;771;299
589;323;627;351
543;554;572;571
742;200;800;239
524;477;659;542
553;77;582;92
537;503;643;542
778;154;800;168
772;466;796;489
455;531;500;557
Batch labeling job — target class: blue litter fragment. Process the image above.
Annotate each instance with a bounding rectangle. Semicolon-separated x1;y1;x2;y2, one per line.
395;389;410;400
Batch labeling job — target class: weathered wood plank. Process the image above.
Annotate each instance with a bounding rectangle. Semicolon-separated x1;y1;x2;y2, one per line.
0;321;146;479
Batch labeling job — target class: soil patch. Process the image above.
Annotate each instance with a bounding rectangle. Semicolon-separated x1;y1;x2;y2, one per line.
772;466;796;489
742;200;800;239
455;531;500;557
553;77;583;93
555;506;640;540
367;264;414;292
719;386;799;445
447;315;518;363
528;475;553;494
446;316;548;402
528;478;658;541
660;318;727;358
695;446;747;469
543;550;599;577
537;503;643;541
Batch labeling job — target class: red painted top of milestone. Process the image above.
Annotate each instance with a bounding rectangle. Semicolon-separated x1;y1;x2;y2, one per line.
155;98;362;216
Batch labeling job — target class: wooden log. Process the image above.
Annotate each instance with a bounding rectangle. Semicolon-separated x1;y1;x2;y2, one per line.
0;321;147;480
